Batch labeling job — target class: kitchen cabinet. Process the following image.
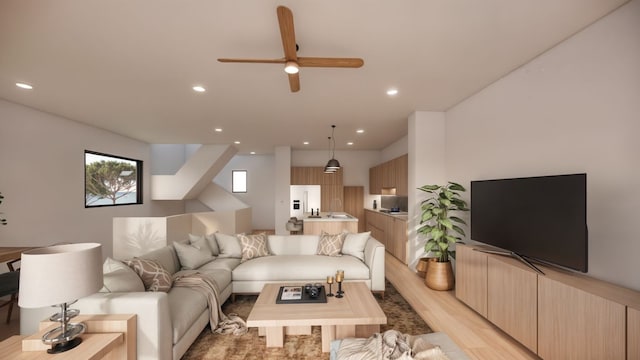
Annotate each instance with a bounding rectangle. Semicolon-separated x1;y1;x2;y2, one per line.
368;154;407;195
365;209;407;263
291;167;344;212
344;186;365;233
369;166;382;195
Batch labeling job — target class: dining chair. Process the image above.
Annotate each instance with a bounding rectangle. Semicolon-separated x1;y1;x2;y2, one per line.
0;258;20;323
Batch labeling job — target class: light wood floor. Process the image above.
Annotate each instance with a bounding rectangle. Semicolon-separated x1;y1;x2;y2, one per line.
385;253;541;360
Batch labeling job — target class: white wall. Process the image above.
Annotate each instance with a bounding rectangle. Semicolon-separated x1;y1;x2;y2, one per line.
381;135;408;162
444;0;640;291
408;112;447;268
213;154;275;230
0;100;184;259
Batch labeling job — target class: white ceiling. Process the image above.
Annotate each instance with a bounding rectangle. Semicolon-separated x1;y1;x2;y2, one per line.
0;0;628;154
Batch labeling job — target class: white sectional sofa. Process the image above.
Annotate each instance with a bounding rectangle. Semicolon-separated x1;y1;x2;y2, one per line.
24;233;385;360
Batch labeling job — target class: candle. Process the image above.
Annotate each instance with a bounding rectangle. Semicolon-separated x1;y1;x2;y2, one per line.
327;276;334;284
336;273;344;282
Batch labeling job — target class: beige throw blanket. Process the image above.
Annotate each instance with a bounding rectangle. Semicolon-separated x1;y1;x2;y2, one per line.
337;330;450;360
173;273;247;335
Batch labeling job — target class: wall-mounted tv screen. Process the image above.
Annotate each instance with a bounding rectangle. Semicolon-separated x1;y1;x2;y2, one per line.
471;173;587;272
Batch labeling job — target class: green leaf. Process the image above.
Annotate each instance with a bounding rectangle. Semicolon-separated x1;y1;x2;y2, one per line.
450;216;466;225
452;224;466;237
431;228;444;241
448;182;466;192
444;235;458;243
432;208;443;215
438;242;448;251
440;198;452;207
439;218;453;230
424;240;437;253
448;250;456;260
417;224;434;235
419;185;440;192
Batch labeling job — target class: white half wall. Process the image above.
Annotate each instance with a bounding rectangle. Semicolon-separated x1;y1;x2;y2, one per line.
445;0;640;291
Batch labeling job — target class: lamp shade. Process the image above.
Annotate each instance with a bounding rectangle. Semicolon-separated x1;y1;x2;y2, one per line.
325;158;341;170
19;243;103;308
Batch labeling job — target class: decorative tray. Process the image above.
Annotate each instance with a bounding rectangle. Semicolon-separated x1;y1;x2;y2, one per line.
276;285;327;304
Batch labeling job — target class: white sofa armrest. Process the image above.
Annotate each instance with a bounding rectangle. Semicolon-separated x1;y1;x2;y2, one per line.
364;236;385;292
75;292;172;360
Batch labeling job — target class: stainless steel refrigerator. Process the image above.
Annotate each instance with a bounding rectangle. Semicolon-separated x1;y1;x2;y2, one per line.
290;185;321;218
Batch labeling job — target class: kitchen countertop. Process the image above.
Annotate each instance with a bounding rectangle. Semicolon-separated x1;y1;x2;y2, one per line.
301;212;358;222
365;208;409;221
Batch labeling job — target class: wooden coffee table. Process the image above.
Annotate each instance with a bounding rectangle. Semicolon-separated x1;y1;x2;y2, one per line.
247;281;386;352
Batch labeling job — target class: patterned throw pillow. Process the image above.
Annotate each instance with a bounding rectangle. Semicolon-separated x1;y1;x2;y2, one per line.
124;258;173;292
316;231;347;257
238;233;271;263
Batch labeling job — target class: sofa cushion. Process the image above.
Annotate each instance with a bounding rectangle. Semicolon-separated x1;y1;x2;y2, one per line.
238;233;271;263
125;258;173;292
267;235;320;255
342;232;371;262
100;257;145;293
173;241;214;270
216;233;242;258
187;234;214;256
316;231;347;257
167;286;207;344
232;255;370;281
204;233;220;256
198;258;241;273
139;245;181;275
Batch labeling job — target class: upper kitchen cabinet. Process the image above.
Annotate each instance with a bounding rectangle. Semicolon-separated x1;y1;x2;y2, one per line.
291;167;342;185
369;154;408;196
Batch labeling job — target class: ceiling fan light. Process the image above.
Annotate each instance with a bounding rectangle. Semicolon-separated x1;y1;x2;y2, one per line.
284;61;299;74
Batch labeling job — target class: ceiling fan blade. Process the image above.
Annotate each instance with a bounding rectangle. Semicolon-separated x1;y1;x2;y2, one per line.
297;57;364;68
288;73;300;92
277;6;297;61
217;58;286;64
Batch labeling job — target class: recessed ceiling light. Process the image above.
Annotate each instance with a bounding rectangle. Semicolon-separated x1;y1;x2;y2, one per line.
16;82;33;90
386;88;398;96
347;142;354;146
303;141;310;145
214;128;223;132
234;141;241;144
250;151;256;155
192;86;206;92
356;129;365;134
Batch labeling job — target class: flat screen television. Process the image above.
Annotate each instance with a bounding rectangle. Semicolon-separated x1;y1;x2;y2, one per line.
471;173;587;273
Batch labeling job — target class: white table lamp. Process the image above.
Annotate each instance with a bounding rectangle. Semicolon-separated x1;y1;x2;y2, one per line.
19;243;103;354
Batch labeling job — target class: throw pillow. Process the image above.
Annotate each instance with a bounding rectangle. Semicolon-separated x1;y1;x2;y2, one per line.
124;258;172;292
188;234;214;256
342;231;371;262
100;257;145;293
173;241;214;270
204;233;220;256
216;232;243;258
238;233;271;263
316;231;347;257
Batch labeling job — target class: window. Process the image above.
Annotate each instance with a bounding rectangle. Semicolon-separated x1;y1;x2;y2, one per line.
85;150;143;207
232;170;247;193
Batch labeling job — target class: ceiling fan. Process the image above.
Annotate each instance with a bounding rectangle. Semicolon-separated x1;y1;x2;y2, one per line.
217;6;364;93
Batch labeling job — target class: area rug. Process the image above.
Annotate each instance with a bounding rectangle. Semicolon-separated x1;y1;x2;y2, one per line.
182;280;432;360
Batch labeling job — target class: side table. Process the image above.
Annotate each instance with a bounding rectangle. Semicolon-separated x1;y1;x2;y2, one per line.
0;314;136;360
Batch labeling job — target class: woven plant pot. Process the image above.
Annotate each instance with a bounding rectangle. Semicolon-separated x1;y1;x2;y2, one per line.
425;261;454;291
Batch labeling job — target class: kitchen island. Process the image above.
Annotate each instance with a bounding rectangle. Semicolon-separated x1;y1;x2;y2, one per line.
302;212;358;235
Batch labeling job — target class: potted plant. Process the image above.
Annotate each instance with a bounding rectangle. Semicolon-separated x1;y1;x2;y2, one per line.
418;182;469;290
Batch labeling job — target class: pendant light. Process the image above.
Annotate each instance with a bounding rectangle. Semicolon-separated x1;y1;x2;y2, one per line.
325;125;341;172
324;136;336;173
